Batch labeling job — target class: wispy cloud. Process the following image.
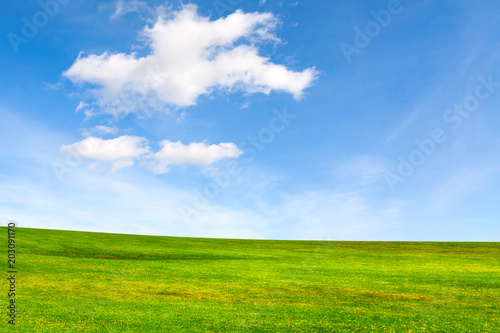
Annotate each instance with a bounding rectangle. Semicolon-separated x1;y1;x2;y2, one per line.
82;125;119;137
334;156;389;186
0;173;403;240
271;189;403;240
110;0;153;21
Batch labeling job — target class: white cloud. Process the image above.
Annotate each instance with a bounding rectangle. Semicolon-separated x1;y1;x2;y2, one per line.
146;140;242;174
63;4;318;117
59;135;149;171
59;136;242;174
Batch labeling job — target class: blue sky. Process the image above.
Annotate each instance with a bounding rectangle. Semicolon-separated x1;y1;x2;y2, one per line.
1;0;500;240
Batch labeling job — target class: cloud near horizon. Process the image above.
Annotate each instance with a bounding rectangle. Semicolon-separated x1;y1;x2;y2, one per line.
60;135;242;173
63;4;318;117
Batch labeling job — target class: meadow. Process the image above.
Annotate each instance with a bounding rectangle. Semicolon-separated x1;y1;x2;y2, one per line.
2;227;499;332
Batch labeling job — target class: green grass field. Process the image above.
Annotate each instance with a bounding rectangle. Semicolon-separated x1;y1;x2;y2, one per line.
2;227;499;332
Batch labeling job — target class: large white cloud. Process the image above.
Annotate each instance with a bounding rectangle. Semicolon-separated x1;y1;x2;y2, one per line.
63;4;318;116
146;140;242;174
60;136;241;173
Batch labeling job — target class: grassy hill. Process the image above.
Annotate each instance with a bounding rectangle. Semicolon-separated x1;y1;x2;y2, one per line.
3;227;499;332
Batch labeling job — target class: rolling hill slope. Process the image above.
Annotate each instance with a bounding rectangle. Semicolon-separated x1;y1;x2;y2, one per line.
2;227;499;332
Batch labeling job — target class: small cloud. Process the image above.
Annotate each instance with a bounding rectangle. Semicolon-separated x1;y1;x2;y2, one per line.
75;101;95;118
239;101;250;109
44;82;63;91
75;101;89;113
176;110;187;124
110;0;153;21
60;135;149;172
82;125;119;137
95;125;119;135
145;140;242;174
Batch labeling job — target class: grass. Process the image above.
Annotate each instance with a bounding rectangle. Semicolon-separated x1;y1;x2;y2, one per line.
2;227;499;332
